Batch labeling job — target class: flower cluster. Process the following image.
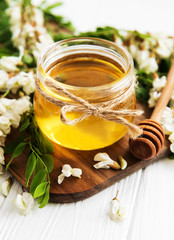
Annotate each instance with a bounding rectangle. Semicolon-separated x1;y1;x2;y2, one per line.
0;46;24;72
0;70;35;95
58;164;82;184
117;31;174;74
118;30;174;155
160;107;174;153
146;73;174;152
13;192;34;215
148;74;167;108
93;153;127;170
6;0;53;59
0;96;31;169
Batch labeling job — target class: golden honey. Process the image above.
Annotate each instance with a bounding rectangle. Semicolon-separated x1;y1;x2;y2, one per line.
34;38;135;150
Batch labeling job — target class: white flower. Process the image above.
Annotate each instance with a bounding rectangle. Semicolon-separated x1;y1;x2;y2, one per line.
0;103;6;114
148;75;168;108
21;72;35;95
0;177;13;196
6;5;21;26
11;96;31;116
58;164;82;184
0;96;31;147
3;96;31;128
0;46;24;72
135;50;158;73
129;44;139;59
13;192;34;215
115;37;123;46
93;152;114;169
6;71;35;95
136;50;149;64
33;8;44;26
170;143;174;153
139;57;158;74
154;33;174;58
0;164;3;174
0;135;6;146
0;70;9;89
153;76;166;92
93;153;120;169
148;90;161;108
168;133;174;153
0;147;5;165
6;1;53;58
169;132;174;142
110;193;127;222
0;116;11;135
160;107;174;134
119;30;129;38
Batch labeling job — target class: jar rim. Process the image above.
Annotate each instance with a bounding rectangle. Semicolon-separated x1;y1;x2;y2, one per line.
37;37;134;93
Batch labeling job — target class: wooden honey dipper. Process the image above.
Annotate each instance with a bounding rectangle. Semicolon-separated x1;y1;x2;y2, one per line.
129;62;174;160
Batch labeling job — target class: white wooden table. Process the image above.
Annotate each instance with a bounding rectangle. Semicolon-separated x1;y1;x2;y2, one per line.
1;0;174;239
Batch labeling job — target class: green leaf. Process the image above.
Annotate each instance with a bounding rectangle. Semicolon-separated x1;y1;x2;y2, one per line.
42;137;54;154
22;53;36;67
44;12;75;32
42;154;54;173
168;153;174;159
30;169;47;196
37;131;54;154
39;184;50;208
53;32;74;41
43;2;62;12
135;84;150;103
158;58;172;74
35;157;44;174
6;142;27;170
19;117;30;132
33;182;48;198
12;142;27;158
25;152;37;187
133;30;154;40
4;135;25;154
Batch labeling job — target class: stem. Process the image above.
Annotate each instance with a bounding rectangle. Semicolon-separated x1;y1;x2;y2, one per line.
1;89;10;98
30;142;50;183
114;190;119;200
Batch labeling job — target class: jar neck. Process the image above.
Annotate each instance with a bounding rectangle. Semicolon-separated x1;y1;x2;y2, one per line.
37;37;134;102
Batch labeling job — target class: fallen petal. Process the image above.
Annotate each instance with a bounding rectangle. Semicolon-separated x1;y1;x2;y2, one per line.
58;173;65;184
94;152;112;162
94;160;113;169
118;155;127;170
0;177;13;196
71;168;82;178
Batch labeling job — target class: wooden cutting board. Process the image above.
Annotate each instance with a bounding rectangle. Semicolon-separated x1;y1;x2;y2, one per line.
5;102;170;203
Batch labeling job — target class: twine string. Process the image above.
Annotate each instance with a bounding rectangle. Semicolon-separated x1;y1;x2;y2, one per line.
35;77;143;139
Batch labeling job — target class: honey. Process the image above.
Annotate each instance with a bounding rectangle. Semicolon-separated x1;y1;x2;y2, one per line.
34;38;136;150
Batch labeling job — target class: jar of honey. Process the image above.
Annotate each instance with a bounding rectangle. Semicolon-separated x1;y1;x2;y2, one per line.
34;38;136;150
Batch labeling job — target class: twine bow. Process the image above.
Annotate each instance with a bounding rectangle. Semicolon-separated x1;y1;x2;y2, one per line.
35;78;143;139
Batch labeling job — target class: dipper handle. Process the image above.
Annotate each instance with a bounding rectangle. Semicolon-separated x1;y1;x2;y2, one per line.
150;62;174;122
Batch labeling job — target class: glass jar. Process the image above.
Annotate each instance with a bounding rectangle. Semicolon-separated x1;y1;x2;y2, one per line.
34;37;135;150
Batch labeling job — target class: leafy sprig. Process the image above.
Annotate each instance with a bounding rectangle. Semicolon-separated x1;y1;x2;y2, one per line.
5;107;54;208
0;0;19;57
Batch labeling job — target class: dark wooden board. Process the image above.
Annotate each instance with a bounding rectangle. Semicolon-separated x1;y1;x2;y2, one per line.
5;102;170;203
